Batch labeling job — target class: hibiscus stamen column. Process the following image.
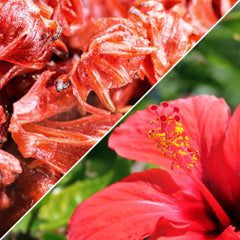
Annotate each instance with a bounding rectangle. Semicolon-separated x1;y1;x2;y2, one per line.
148;102;231;230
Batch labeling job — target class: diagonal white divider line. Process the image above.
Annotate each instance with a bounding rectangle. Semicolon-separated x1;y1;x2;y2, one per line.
1;1;240;239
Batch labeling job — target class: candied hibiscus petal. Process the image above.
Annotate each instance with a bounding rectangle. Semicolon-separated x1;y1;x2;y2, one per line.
0;148;22;210
67;169;215;240
0;106;9;145
186;0;218;34
105;0;134;17
0;106;6;124
129;2;197;84
0;159;60;235
11;113;121;174
0;149;22;175
67;18;133;51
9;70;77;129
213;0;238;16
0;62;31;90
76;19;154;112
0;149;22;210
51;0;85;37
0;0;61;69
51;0;112;37
9;61;122;174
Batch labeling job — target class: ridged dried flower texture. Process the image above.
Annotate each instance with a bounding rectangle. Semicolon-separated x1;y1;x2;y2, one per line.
0;0;238;236
68;95;240;239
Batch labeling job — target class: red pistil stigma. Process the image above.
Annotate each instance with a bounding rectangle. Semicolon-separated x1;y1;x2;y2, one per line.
148;102;198;171
173;107;179;113
174;115;180;121
150;105;158;111
160;115;167;122
161;102;169;107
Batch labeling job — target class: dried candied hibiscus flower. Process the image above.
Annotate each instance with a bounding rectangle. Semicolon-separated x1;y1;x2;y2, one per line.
0;157;60;235
72;18;155;112
0;0;67;89
0;106;22;210
0;149;22;210
9;64;122;174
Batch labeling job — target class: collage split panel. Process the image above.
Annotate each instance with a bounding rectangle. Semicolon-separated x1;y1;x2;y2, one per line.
1;1;240;240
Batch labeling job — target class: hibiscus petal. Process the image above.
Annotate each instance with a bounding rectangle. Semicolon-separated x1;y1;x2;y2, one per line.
215;105;240;213
148;217;214;240
216;225;240;240
108;102;170;167
109;95;230;180
67;169;215;240
222;104;240;182
167;95;230;179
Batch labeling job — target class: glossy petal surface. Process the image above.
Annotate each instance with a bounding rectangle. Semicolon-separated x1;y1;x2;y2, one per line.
68;169;215;240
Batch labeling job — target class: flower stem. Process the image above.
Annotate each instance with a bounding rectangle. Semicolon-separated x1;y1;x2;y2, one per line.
187;170;231;229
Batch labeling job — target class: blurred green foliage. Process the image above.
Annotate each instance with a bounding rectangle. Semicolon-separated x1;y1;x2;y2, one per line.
5;3;240;240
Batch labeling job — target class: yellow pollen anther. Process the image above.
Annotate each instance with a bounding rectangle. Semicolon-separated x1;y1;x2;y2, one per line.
148;103;200;171
178;149;187;156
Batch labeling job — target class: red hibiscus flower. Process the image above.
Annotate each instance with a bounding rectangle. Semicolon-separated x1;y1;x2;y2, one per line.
67;95;240;239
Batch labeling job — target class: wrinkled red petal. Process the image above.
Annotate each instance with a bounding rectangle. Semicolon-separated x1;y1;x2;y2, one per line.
38;0;112;37
0;159;60;235
105;0;134;17
75;19;154;112
68;169;215;240
0;106;6;124
51;0;85;37
186;0;218;34
0;106;9;146
12;113;121;174
0;149;22;210
213;0;238;16
10;70;77;129
0;62;31;90
135;2;196;83
0;0;61;69
0;149;22;175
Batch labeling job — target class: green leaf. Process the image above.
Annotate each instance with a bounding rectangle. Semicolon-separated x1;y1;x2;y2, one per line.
32;170;114;232
43;232;67;240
